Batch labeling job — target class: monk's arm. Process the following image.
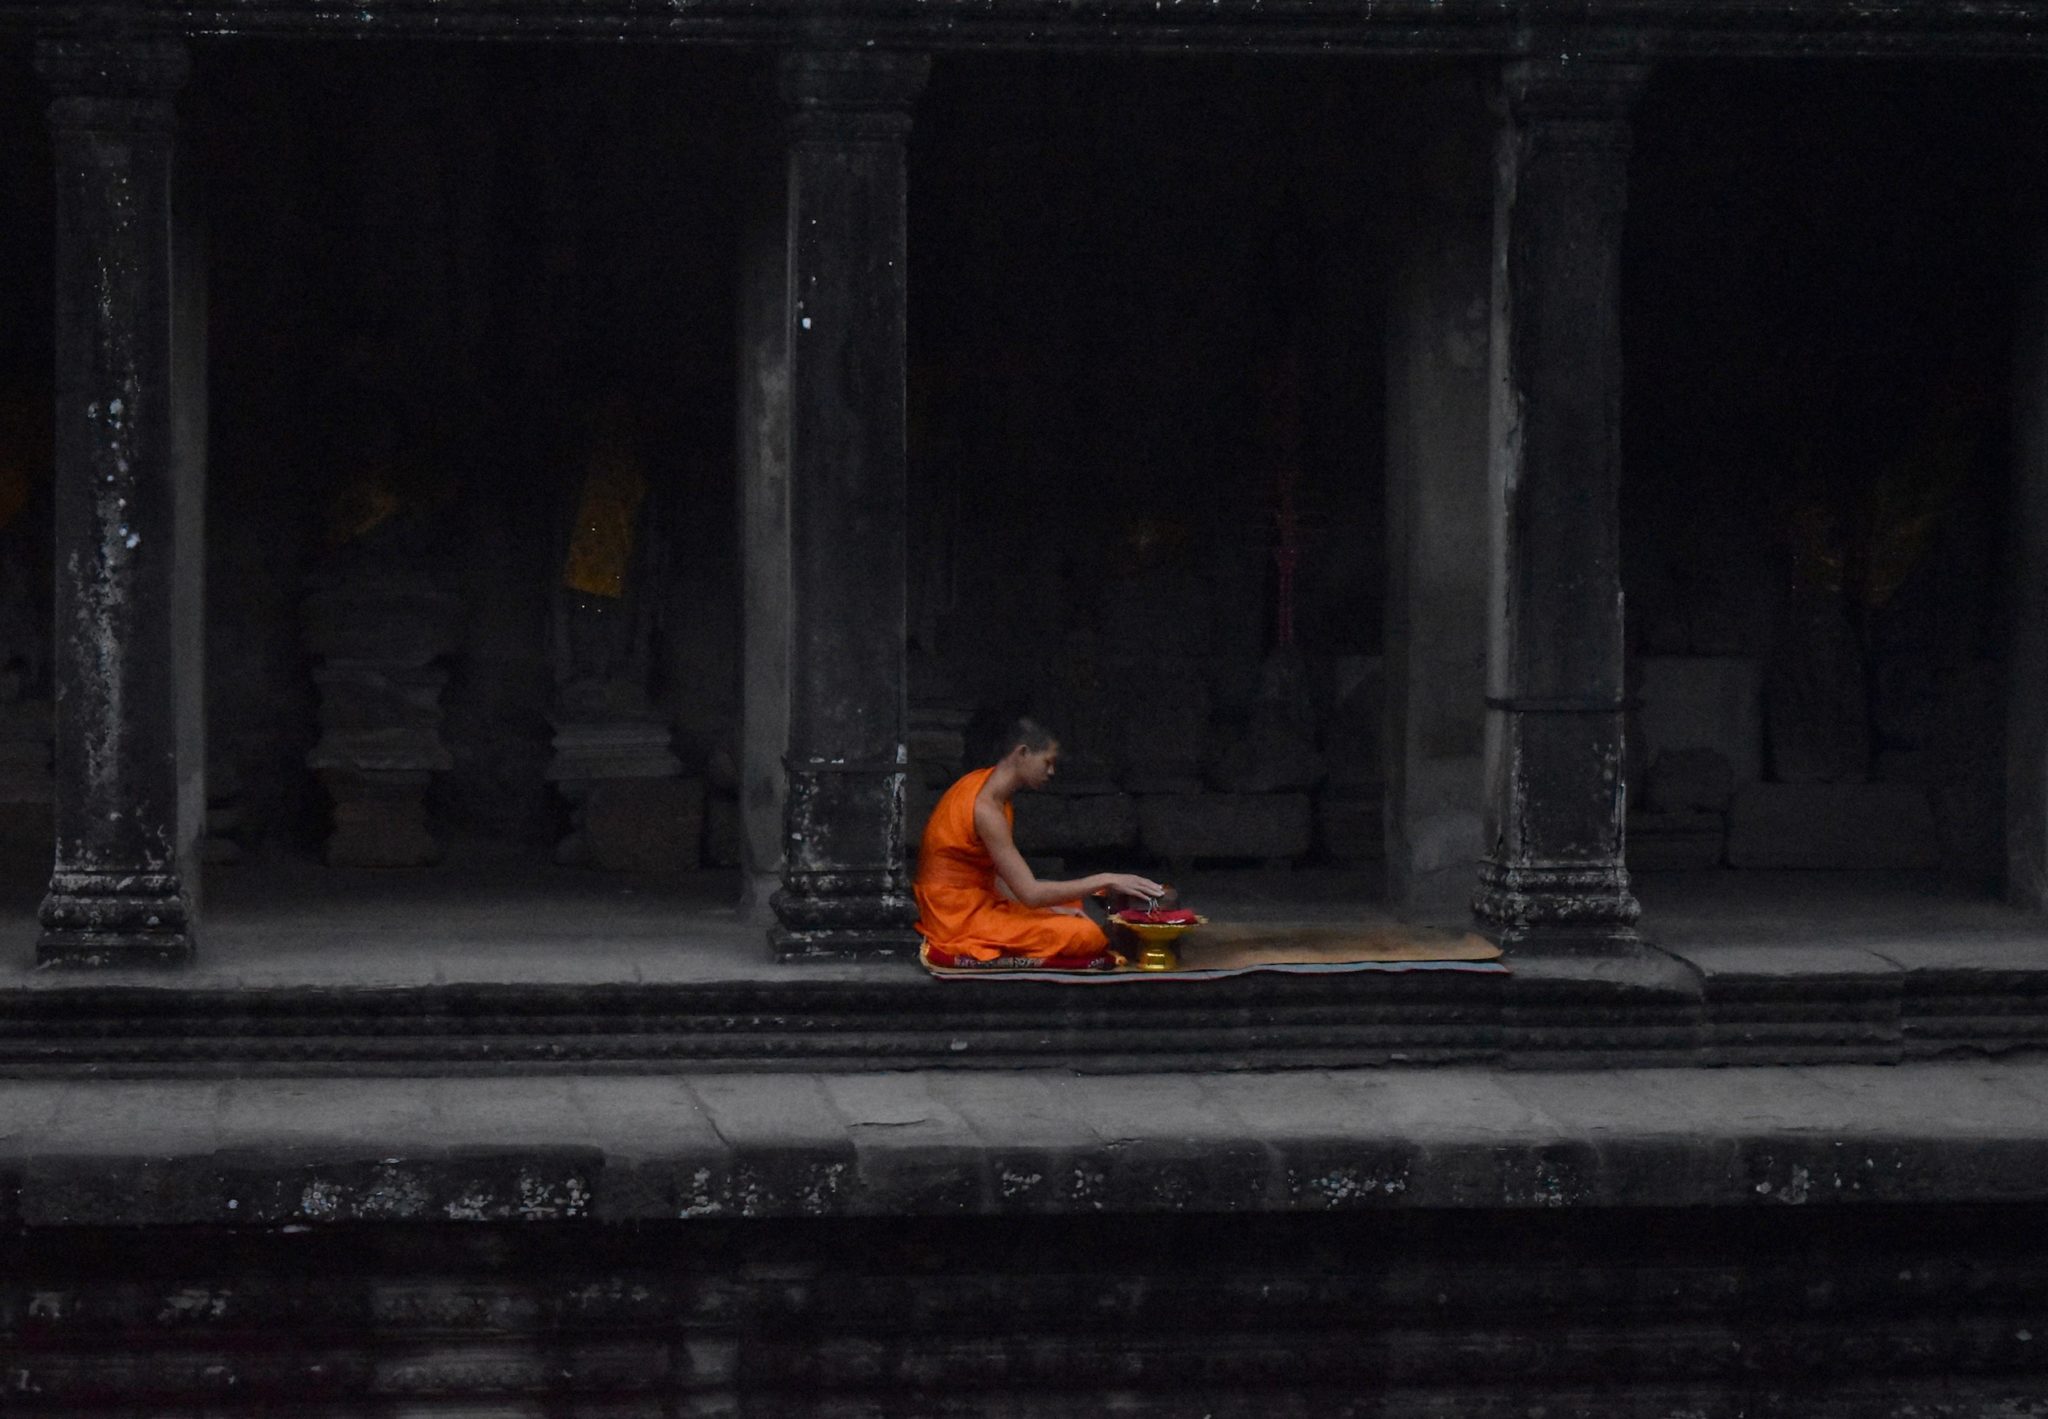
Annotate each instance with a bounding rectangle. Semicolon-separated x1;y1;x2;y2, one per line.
975;800;1160;909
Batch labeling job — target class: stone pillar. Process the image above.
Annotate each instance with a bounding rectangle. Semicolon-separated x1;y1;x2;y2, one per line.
2012;211;2048;909
1472;57;1648;949
737;118;793;920
35;39;201;966
1384;76;1494;921
171;141;207;912
766;50;930;959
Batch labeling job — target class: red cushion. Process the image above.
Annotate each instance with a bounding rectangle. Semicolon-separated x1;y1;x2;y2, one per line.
1113;908;1200;925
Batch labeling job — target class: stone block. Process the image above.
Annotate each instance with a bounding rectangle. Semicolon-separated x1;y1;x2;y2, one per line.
1626;810;1725;871
309;725;454;775
1644;747;1735;814
1012;793;1138;854
584;778;705;874
1317;786;1385;862
313;663;448;730
1138;793;1312;862
548;719;682;783
1726;783;1939;870
1637;656;1762;782
302;581;462;667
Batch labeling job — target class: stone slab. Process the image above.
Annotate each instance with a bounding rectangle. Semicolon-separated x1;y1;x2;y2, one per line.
1727;783;1940;871
1657;941;1904;981
821;1073;989;1213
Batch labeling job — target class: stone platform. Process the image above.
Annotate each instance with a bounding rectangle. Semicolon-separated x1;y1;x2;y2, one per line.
0;846;2042;1073
0;852;2045;1416
4;1063;2048;1415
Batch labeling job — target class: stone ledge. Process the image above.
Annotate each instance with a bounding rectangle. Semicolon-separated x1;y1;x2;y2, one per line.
0;934;2045;1070
23;0;2048;58
3;1060;2046;1228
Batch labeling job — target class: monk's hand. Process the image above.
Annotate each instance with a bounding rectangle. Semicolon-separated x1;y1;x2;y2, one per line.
1104;873;1167;902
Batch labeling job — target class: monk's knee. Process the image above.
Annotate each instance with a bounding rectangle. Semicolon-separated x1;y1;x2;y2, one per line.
1053;918;1108;959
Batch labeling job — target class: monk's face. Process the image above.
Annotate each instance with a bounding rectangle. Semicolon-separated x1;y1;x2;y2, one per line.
1016;742;1060;790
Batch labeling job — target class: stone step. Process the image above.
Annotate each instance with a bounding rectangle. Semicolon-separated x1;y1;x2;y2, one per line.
1;1060;2046;1227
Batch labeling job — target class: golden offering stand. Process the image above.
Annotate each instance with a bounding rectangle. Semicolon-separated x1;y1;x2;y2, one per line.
1115;915;1207;972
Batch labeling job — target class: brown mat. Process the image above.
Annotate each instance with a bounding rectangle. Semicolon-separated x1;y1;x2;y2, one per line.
920;922;1506;982
1183;923;1504;970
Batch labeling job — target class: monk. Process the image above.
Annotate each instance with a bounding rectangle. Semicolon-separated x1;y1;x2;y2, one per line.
916;717;1165;969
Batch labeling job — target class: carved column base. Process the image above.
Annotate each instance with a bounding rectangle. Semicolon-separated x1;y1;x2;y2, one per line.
774;762;919;959
37;870;195;967
772;869;920;959
1474;858;1640;951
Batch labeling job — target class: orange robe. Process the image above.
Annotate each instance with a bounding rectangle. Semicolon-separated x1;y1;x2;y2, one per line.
914;766;1108;962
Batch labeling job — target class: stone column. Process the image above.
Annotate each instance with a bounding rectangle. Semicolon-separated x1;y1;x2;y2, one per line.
35;39;201;966
766;50;930;959
1384;76;1494;921
171;142;208;912
737;119;793;920
2012;208;2048;909
1472;57;1648;949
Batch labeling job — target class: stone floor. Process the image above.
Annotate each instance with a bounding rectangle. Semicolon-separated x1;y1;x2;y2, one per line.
0;835;2041;987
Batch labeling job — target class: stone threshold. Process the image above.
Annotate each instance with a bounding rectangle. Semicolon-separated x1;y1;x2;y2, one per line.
5;1059;2047;1228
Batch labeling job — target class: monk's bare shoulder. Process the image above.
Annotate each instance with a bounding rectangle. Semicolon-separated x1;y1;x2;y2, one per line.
976;789;1021;852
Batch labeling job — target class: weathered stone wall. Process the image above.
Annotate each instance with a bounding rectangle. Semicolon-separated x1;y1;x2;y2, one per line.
4;1208;2045;1415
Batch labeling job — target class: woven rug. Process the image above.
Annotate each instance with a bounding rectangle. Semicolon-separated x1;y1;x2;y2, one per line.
919;922;1507;983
